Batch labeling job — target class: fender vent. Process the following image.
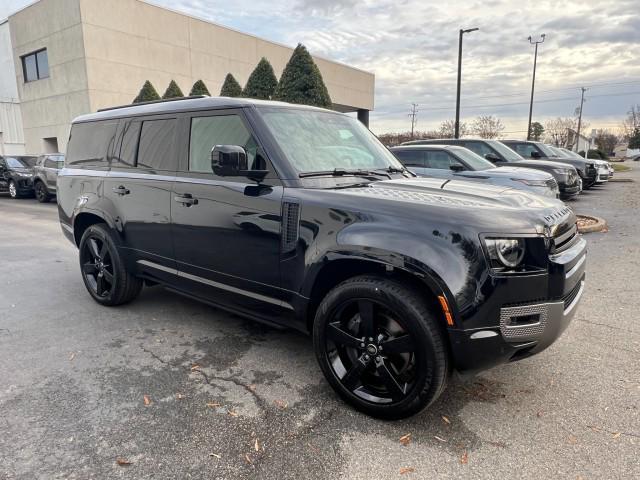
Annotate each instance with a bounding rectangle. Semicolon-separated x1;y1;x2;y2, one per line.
281;201;300;253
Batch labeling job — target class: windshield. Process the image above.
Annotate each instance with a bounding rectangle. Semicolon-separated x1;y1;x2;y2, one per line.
6;157;37;168
559;148;584;160
485;140;524;161
259;107;404;174
450;147;496;170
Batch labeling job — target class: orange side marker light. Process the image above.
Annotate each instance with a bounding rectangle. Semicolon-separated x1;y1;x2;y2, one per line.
437;295;454;326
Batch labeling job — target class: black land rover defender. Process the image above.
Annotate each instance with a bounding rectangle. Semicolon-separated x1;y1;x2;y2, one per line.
58;97;587;419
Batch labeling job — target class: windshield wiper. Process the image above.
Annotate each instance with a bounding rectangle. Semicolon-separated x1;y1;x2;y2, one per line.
299;168;391;179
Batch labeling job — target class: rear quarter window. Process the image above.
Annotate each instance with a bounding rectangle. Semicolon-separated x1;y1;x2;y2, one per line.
66;121;118;167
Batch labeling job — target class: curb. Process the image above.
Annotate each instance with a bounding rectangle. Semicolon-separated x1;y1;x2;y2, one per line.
608;178;634;183
577;214;607;233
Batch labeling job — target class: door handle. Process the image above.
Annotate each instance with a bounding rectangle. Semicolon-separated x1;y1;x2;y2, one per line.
112;185;130;195
174;193;198;206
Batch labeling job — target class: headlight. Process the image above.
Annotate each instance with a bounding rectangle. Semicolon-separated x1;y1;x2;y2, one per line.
484;238;525;269
17;172;32;177
514;179;548;187
552;168;568;175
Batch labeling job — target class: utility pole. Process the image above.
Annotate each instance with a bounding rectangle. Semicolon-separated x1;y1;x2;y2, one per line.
455;27;479;139
526;34;546;140
409;103;418;139
575;87;587;152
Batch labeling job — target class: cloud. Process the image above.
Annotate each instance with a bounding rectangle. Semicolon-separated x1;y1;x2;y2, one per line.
3;0;638;134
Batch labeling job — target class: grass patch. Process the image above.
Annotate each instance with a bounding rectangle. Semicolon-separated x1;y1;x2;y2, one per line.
612;163;631;172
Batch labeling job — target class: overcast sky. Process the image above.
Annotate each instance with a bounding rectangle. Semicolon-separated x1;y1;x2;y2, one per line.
3;0;639;135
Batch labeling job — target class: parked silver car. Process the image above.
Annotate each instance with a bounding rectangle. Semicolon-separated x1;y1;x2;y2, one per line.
32;154;64;202
390;145;559;198
553;147;612;183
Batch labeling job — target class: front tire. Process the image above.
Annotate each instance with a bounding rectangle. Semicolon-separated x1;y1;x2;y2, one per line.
34;181;52;203
78;224;143;306
313;275;449;419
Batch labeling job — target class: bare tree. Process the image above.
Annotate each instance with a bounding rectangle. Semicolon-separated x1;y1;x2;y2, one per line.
621;104;640;140
439;119;468;138
470;115;504;139
545;117;576;147
593;129;619;155
376;130;440;147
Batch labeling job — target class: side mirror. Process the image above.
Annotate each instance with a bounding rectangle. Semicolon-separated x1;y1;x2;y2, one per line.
211;145;248;176
531;150;542;159
484;153;502;162
211;145;269;182
450;164;465;172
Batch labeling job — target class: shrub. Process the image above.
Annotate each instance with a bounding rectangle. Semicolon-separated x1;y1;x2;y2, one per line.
189;79;210;96
243;58;278;100
220;73;243;97
132;80;161;103
162;80;184;99
273;44;332;108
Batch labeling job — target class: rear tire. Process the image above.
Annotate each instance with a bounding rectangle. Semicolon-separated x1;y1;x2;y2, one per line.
34;181;52;203
78;224;143;306
313;275;449;419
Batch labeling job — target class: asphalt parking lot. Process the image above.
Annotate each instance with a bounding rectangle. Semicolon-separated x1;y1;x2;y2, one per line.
1;167;638;480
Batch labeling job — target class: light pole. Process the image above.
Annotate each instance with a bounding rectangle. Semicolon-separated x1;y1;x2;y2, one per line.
526;33;546;140
455;27;479;139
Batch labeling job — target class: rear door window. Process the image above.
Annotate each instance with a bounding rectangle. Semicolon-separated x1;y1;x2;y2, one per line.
136;119;178;171
66;121;118;167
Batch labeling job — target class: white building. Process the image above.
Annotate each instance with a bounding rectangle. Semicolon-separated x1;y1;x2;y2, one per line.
0;19;25;155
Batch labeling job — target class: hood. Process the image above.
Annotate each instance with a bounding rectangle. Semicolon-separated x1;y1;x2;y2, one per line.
510;159;575;171
339;177;562;211
485;166;553;180
10;167;34;174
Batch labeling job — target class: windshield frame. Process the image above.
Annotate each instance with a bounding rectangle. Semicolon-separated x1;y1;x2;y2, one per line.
256;106;404;178
449;146;497;171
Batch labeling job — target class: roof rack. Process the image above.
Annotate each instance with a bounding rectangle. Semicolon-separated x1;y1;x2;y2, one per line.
97;95;209;112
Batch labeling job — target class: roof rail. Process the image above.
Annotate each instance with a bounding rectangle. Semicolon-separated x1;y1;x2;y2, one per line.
97;95;209;112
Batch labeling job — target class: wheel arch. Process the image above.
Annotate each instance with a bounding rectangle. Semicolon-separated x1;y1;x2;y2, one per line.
304;255;456;334
73;211;113;246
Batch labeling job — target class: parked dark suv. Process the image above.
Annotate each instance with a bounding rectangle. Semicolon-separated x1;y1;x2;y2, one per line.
403;139;581;199
33;154;64;202
501;140;598;188
0;155;38;198
58;97;587;419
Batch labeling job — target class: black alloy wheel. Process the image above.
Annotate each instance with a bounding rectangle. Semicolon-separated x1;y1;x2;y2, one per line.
80;235;115;299
313;275;449;419
8;180;18;199
78;224;143;306
35;181;51;203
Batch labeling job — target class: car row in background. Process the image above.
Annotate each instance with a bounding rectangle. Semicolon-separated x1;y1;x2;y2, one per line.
0;154;64;202
400;138;582;199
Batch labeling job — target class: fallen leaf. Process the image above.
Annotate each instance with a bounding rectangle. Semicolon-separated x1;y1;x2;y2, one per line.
245;453;253;464
176;393;184;400
116;458;132;466
209;453;221;458
248;384;257;391
489;441;507;448
206;402;221;408
227;409;238;417
399;433;412;446
399;467;415;475
612;432;621;439
536;410;544;418
568;435;578;445
274;399;288;410
143;395;151;406
68;352;75;361
254;438;260;452
191;364;200;371
441;415;451;425
434;436;447;443
460;452;468;464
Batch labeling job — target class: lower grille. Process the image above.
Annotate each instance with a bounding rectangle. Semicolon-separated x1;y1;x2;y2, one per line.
500;303;548;341
563;280;583;310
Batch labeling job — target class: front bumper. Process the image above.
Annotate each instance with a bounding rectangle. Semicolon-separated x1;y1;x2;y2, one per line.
449;233;587;373
559;181;581;198
596;170;609;183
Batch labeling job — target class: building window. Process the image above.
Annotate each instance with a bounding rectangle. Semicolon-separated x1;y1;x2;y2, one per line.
22;49;49;82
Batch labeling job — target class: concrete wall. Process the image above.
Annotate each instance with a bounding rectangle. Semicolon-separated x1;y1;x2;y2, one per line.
79;0;374;113
0;20;25;154
9;0;90;153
